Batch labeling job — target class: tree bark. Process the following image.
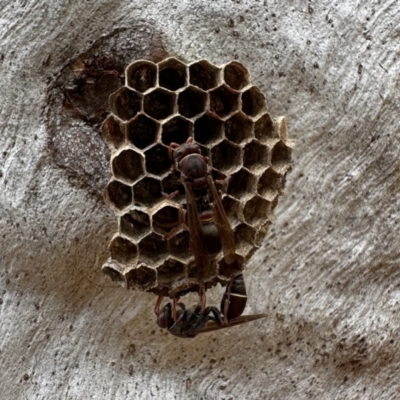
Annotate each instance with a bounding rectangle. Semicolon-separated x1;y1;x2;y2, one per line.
1;1;399;398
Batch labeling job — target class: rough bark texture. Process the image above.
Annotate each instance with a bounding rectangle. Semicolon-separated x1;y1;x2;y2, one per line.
1;1;399;399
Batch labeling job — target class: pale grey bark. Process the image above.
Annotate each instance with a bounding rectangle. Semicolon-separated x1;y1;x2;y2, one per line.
1;1;399;399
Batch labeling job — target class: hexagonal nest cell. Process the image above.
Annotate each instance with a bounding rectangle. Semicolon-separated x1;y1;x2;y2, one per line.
101;57;294;295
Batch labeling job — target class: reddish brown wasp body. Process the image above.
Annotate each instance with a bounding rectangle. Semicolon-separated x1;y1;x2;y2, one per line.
154;137;266;337
168;137;237;266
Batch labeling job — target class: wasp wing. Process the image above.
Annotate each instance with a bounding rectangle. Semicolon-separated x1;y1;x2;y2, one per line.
188;313;268;335
183;181;211;273
207;175;237;265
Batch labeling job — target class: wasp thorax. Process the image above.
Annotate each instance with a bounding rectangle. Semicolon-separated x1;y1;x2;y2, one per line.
101;58;294;295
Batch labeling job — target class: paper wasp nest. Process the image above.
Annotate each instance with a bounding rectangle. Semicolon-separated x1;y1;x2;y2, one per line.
101;57;293;296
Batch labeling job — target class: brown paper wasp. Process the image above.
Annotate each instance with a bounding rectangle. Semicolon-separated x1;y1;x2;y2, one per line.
166;136;237;266
154;137;267;337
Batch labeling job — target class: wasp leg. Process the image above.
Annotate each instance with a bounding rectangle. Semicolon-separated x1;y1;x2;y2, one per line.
154;288;169;316
172;295;180;322
199;283;207;314
215;176;230;188
164;205;186;240
161;190;180;200
204;306;223;325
